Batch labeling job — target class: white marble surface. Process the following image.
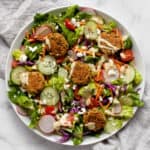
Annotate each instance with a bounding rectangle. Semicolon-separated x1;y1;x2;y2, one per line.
0;0;150;150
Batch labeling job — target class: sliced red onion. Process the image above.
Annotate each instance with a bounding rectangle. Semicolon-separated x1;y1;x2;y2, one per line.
18;61;34;66
70;106;80;113
58;130;71;143
102;98;109;105
105;83;117;95
38;115;55;134
80;7;97;15
16;106;27;116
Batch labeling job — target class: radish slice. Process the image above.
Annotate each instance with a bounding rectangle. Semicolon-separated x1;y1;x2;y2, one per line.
80;7;96;15
112;103;122;114
38;115;55;134
16;106;27;116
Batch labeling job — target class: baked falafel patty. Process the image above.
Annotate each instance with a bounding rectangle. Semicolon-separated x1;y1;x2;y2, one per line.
71;61;91;85
83;108;106;131
46;33;69;57
100;30;123;55
20;71;45;94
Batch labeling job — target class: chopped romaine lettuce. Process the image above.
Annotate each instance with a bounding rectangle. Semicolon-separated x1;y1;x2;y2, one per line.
72;137;83;145
48;76;65;92
104;118;123;133
72;124;83;145
111;78;124;85
103;88;111;97
8;86;34;110
123;36;132;49
75;12;92;20
61;89;74;105
12;49;24;61
28;107;40;128
133;70;142;85
126;84;134;92
25;43;42;60
127;93;144;107
62;5;79;20
120;106;134;118
58;22;83;46
78;82;96;98
33;13;49;27
103;21;117;32
84;56;100;64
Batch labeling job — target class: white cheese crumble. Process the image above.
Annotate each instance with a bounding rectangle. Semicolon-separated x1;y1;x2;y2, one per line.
71;18;76;25
59;114;73;127
72;84;77;90
76;52;83;57
78;108;86;115
64;84;70;89
19;54;27;62
108;69;118;76
108;97;113;103
28;46;37;52
99;96;103;101
81;46;87;50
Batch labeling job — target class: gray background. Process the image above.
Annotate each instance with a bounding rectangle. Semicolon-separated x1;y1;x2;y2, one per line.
0;0;150;150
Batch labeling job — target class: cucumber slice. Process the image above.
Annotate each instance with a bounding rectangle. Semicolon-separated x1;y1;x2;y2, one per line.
37;55;57;75
40;87;59;105
119;95;133;106
91;16;104;25
120;65;135;84
10;66;26;85
84;21;98;40
58;67;68;79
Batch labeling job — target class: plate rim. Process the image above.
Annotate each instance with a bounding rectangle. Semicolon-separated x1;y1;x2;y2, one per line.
5;5;146;146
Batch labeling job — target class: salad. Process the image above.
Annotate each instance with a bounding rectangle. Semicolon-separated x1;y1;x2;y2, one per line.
8;5;144;145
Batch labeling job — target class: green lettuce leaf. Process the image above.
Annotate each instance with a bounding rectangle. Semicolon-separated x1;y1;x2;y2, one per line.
8;86;34;110
123;36;132;49
104;118;123;133
48;76;65;92
133;70;142;86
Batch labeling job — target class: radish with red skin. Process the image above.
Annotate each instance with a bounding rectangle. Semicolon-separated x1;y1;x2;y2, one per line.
16;106;27;116
38;115;55;134
80;7;96;15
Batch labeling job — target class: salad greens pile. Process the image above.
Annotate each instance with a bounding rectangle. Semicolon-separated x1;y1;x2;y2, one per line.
8;5;144;145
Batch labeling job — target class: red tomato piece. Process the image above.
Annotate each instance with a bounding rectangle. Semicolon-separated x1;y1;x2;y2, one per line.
120;49;134;62
45;106;55;115
65;19;76;31
12;60;19;68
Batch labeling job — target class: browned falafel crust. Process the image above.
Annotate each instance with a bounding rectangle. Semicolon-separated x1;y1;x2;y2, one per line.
100;30;123;55
23;72;45;94
71;61;91;85
83;108;106;131
47;33;69;57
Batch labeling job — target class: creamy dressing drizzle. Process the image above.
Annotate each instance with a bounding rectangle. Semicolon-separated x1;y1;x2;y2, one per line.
97;34;119;52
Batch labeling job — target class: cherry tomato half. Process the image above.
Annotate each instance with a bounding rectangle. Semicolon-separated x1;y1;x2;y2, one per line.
11;60;19;68
120;49;134;62
45;106;55;115
65;19;76;31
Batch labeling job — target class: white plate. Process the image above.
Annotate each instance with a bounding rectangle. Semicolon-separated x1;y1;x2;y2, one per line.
5;6;145;146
